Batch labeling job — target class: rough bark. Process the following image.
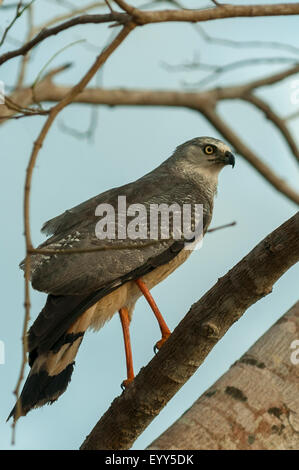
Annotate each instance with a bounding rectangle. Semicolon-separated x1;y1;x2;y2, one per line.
148;301;299;450
80;212;299;450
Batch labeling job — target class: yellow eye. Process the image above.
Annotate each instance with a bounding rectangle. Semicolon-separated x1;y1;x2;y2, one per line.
204;145;215;155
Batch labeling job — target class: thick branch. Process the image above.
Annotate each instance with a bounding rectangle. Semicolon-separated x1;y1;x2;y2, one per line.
118;3;299;25
4;62;299;113
80;211;299;450
2;4;299;66
2;78;298;205
148;300;299;450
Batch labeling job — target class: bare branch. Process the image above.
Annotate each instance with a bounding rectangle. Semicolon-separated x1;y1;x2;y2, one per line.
113;0;136;15
104;0;114;14
0;13;127;66
127;3;299;25
57;105;98;141
32;2;107;33
25;221;236;257
164;57;298;74
0;0;35;48
243;93;299;164
194;23;299;56
80;212;299;450
2;4;299;66
182;58;298;89
28;239;158;255
15;2;34;89
245;63;299;91
207;221;236;233
3;66;298;205
1;2;30;8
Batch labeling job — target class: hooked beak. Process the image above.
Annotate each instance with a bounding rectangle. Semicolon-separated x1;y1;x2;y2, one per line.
224;151;235;168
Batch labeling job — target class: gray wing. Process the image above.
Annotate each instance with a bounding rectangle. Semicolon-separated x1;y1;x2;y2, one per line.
41;162;169;237
27;168;212;295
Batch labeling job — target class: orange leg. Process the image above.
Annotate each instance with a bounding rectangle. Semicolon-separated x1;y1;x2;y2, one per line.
135;278;171;351
119;307;134;388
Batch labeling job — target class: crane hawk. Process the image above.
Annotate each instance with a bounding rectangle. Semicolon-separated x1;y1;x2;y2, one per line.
9;136;235;420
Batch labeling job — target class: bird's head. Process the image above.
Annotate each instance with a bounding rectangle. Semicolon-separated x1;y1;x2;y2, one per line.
172;137;235;181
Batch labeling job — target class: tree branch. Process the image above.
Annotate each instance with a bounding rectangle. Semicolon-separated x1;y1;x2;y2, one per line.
2;3;299;66
243;93;299;164
0;13;127;66
80;211;299;450
125;3;299;25
2;65;298;205
31;2;107;34
245;63;299;91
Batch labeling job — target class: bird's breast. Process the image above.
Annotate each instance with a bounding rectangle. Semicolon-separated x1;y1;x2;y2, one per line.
89;245;194;331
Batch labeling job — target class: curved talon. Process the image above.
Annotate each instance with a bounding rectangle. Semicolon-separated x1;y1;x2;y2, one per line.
121;377;134;390
154;332;171;353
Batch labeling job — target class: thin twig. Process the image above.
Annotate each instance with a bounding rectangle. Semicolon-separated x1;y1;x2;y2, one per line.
163;57;298;74
105;0;114;14
0;0;35;48
0;13;128;66
29;239;159;255
182;58;299;89
113;0;136;15
27;221;236;257
207;221;236;233
15;2;34;89
32;2;107;34
57;105;98;141
193;23;299;56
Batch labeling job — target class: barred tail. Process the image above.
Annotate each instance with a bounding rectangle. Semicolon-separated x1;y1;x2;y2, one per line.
8;305;95;421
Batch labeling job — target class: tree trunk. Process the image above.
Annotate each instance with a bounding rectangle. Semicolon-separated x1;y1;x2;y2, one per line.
148;301;299;450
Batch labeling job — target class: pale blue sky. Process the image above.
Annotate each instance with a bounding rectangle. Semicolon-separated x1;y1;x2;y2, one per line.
0;0;298;450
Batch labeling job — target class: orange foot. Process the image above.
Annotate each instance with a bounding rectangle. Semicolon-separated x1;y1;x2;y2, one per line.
154;332;171;353
121;377;134;390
